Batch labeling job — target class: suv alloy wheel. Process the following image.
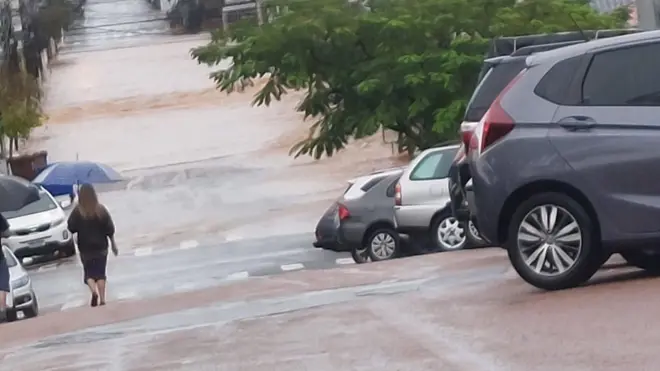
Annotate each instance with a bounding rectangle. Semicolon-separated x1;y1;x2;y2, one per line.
506;192;603;290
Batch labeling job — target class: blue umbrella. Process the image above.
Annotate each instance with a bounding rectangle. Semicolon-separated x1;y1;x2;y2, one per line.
32;161;123;197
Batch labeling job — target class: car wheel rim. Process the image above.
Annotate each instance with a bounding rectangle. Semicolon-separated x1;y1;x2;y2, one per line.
355;246;369;261
438;217;466;250
370;232;396;259
467;220;481;240
517;204;582;277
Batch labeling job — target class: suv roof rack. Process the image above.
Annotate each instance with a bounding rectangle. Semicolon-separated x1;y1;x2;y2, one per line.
487;29;641;58
509;40;586;56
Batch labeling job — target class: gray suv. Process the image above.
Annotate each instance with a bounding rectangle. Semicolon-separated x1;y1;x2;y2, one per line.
467;30;660;290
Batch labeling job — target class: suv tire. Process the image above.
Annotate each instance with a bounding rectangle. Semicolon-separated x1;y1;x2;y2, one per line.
620;251;660;274
506;192;602;290
466;220;486;247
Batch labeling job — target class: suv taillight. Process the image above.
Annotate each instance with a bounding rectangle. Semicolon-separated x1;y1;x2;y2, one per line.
470;70;524;154
394;183;402;206
337;203;351;220
459;122;478;154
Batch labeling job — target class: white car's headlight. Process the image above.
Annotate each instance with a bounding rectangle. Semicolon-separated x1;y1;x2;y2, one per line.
11;275;29;290
51;217;66;227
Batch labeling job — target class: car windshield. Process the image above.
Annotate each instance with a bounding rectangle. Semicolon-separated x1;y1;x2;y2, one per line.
3;249;17;267
2;192;57;220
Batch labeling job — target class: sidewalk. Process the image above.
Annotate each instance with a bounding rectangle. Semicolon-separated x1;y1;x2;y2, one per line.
3;249;659;371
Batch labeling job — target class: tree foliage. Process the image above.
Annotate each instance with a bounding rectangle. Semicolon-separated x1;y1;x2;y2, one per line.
0;67;45;156
193;0;627;158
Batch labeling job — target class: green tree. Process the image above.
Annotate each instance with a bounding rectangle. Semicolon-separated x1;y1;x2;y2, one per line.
0;68;45;158
193;0;627;158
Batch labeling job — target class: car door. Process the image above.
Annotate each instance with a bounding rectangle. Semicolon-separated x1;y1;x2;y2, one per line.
394;147;457;229
549;41;660;237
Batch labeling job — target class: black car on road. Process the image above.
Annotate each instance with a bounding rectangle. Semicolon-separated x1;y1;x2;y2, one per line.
313;168;405;263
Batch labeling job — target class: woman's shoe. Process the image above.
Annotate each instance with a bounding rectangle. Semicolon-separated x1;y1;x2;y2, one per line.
91;293;98;307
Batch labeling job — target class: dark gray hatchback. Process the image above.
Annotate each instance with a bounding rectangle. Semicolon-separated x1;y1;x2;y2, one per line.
467;30;660;290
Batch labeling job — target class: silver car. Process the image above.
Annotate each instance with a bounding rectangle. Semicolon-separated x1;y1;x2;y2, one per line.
393;144;482;252
3;246;38;322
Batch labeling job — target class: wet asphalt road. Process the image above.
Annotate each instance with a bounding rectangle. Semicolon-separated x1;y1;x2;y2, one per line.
4;249;660;371
62;0;172;53
28;233;351;313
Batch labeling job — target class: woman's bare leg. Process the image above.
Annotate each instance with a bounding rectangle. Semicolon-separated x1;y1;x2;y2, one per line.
97;280;106;305
86;278;98;306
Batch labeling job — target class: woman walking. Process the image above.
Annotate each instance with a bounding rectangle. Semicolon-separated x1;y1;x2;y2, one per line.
67;184;118;307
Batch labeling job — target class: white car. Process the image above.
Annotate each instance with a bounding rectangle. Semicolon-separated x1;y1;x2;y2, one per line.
393;144;482;252
2;187;75;260
3;246;38;322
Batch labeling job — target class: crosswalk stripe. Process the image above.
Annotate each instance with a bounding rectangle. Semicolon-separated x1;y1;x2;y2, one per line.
281;263;304;272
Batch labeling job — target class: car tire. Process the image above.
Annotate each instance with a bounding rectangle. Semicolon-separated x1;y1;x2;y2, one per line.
620;251;660;274
430;210;467;252
351;245;370;264
61;242;76;257
23;295;38;318
466;219;485;247
506;192;602;291
367;228;400;262
5;309;17;322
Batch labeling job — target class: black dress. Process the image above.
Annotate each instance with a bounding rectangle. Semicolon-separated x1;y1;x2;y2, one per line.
67;206;115;283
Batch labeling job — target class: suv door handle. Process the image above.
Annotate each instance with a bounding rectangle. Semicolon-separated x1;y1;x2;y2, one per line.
558;116;596;131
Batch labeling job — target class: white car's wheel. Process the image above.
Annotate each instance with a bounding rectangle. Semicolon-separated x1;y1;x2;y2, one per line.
431;212;467;252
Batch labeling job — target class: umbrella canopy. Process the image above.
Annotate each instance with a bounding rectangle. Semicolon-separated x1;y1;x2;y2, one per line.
0;175;40;213
33;161;123;187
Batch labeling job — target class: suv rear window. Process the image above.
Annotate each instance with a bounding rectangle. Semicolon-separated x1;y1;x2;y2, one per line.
464;59;526;122
534;55;583;105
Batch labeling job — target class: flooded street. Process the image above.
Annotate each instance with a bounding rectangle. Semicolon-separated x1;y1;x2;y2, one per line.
31;0;400;249
4;1;660;369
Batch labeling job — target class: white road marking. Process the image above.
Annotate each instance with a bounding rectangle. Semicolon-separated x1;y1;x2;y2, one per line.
225;234;243;242
174;282;200;292
226;271;249;281
179;240;200;250
133;247;153;257
37;264;58;273
335;258;355;265
61;298;86;311
117;291;138;300
112;248;308;283
280;263;304;272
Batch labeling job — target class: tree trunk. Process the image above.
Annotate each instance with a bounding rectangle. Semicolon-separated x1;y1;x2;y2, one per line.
0;135;5;159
